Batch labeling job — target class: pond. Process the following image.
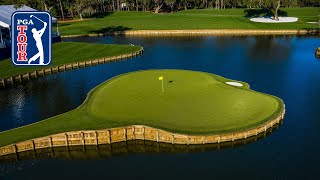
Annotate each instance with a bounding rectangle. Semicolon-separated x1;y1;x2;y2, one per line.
0;35;320;179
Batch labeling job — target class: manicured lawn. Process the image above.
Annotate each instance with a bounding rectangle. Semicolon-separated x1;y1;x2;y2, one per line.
0;42;141;79
59;8;320;35
0;70;284;147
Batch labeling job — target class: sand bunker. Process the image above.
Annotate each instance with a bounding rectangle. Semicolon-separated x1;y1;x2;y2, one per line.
307;22;318;24
225;82;243;87
250;17;298;23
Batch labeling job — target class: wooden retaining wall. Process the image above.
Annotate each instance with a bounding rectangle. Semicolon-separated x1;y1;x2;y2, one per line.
0;127;281;162
61;29;320;38
0;47;144;88
0;107;285;156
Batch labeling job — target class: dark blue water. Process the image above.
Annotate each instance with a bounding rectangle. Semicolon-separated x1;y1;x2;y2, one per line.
0;35;320;179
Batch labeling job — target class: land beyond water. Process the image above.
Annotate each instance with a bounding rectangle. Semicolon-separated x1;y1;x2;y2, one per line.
59;8;320;36
0;70;284;147
0;42;141;79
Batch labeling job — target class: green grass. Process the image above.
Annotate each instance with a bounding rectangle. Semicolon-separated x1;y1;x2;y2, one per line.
59;8;320;36
0;42;141;79
0;70;284;147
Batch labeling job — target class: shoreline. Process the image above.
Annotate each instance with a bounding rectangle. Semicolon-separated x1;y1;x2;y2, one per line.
0;127;280;162
0;47;144;88
61;29;320;37
0;106;285;156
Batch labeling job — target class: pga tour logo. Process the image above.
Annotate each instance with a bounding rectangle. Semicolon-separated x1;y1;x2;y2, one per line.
12;11;51;66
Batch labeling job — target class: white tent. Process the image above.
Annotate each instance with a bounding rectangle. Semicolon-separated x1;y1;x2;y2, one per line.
0;5;59;48
0;5;58;27
0;21;9;28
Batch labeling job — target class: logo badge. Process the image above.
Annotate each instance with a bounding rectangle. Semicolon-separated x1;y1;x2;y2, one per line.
11;11;51;66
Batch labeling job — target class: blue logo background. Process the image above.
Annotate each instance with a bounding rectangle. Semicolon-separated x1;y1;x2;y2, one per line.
11;11;51;66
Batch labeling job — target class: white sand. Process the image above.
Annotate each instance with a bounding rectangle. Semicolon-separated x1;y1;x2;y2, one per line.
250;17;298;23
225;82;243;87
307;22;318;24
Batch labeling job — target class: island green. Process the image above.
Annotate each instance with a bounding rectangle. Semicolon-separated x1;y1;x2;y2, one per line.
0;70;284;147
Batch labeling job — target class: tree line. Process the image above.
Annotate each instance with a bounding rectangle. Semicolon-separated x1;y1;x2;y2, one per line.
0;0;319;20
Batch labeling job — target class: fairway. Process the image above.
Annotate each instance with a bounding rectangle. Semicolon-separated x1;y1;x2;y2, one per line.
59;8;320;36
0;42;141;79
0;70;284;147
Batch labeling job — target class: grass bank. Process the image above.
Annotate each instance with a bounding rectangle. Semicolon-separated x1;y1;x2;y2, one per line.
59;8;319;36
0;70;284;147
0;42;141;79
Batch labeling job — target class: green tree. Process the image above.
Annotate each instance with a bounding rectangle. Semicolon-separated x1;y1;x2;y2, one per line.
263;0;281;20
166;0;176;11
73;0;86;20
154;0;164;13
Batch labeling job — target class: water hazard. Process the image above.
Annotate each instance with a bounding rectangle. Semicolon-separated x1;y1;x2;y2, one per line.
0;35;320;179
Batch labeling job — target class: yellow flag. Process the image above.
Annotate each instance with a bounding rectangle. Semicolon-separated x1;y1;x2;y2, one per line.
158;76;163;81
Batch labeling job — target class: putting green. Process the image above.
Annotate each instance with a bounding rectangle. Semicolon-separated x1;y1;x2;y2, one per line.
0;70;284;147
89;69;281;133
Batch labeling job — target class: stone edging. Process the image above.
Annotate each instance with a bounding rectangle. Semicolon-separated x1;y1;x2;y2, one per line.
61;29;320;37
0;107;285;156
0;47;144;88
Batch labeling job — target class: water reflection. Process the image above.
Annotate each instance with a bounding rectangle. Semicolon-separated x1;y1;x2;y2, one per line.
0;35;319;178
8;87;26;126
0;35;319;132
0;73;90;131
0;122;281;163
247;36;292;62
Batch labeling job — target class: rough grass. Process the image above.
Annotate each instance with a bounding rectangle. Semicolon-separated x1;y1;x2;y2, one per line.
0;42;141;79
59;8;320;35
0;70;284;147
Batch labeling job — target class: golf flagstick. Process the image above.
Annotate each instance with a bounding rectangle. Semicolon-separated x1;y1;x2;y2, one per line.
159;76;164;92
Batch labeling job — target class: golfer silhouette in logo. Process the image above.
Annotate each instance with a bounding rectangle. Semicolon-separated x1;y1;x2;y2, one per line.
28;15;47;65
